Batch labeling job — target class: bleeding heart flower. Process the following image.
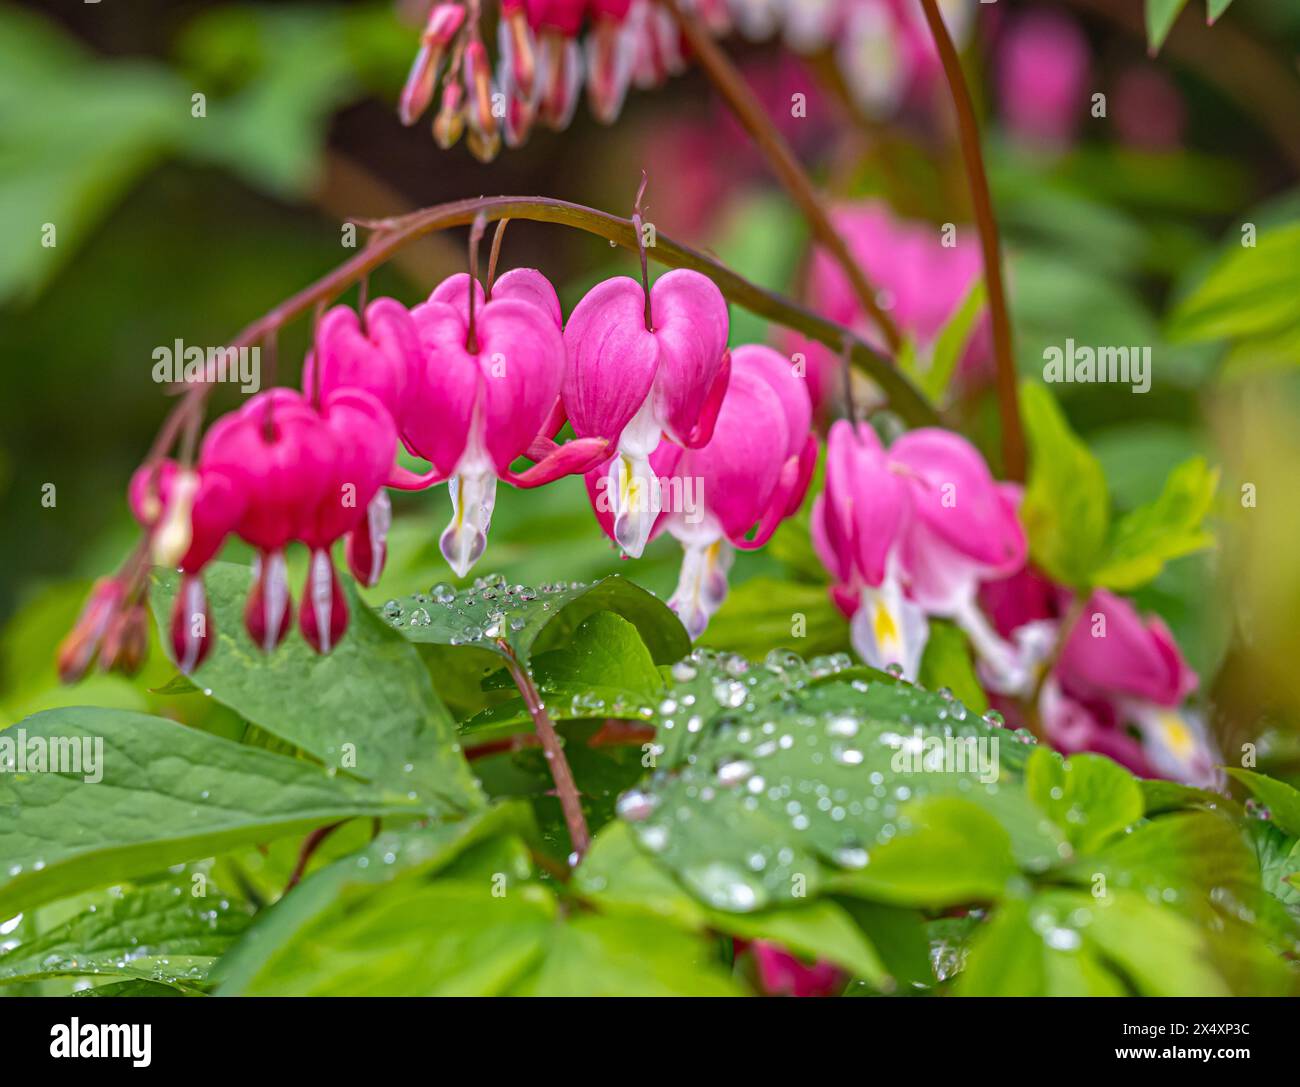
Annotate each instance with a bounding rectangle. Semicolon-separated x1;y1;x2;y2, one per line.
979;569;1221;788
814;420;1025;682
302;298;419;432
583;344;814;638
200;388;396;657
564;268;731;558
397;272;607;576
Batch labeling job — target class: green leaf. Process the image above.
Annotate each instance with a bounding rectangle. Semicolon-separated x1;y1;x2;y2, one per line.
227;827;742;996
958;890;1225;996
701;577;850;659
1227;769;1300;837
922;279;986;403
76;980;196;997
381;573;689;666
1168;222;1300;344
1061;811;1257;916
1020;381;1110;588
235;843;559;996
577;822;889;986
1206;0;1234;22
153;563;481;810
1025;749;1143;853
918;620;988;714
1039;888;1230;996
511;913;744;997
462;612;664;739
1140;777;1239;817
1092;457;1218;590
216;804;536;994
828;797;1018;907
0;707;430;916
1145;0;1192;54
620;651;1056;913
0;884;251;990
1245;819;1300;910
953;899;1047;996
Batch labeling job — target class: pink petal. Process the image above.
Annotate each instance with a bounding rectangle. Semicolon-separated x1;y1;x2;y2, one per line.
649;269;730;446
675;366;785;543
505;436;610;487
406;300;483;476
491;267;564;328
890;428;1025;572
1058;590;1197;707
730;344;811;459
475;298;567;474
679;348;731;449
563;276;659;441
429;272;486;321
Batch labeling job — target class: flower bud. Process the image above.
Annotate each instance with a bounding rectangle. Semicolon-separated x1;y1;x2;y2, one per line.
99;602;150;677
57;577;126;684
433;82;466;148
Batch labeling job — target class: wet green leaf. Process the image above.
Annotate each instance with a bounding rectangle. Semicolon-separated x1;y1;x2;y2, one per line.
1026;749;1144;853
153;563;481;810
0;883;252;990
0;707;431;916
380;573;689;666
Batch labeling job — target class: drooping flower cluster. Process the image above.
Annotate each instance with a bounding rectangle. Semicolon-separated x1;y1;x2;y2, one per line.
128;387;398;670
811;418;1217;789
813;419;1025;682
64;253;814;674
396;0;977;159
979;568;1221;788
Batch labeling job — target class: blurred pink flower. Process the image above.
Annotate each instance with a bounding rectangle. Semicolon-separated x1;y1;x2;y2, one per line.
751;941;843;997
786;200;990;416
813;420;1024;680
996;9;1090;149
397;0;980;158
979;568;1221;788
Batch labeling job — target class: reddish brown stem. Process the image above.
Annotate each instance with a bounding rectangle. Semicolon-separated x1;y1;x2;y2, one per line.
503;648;590;862
632;171;654;331
284;820;347;892
661;0;902;353
917;0;1025;482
